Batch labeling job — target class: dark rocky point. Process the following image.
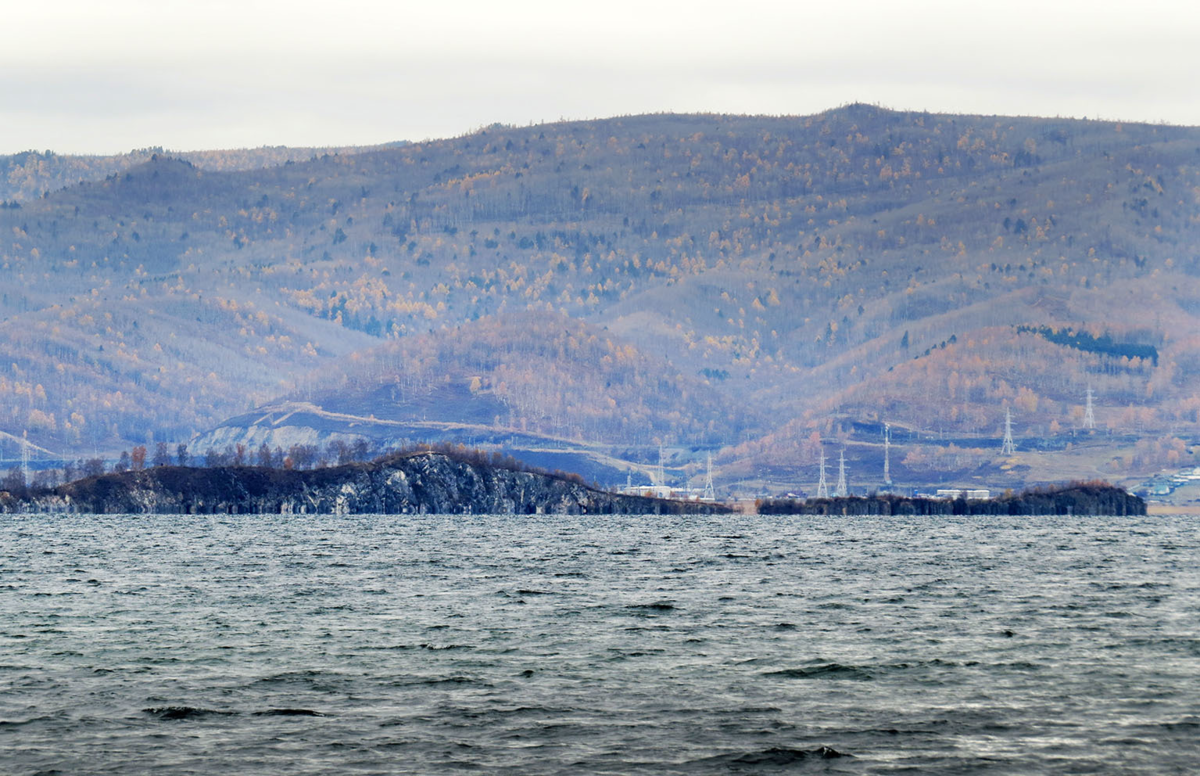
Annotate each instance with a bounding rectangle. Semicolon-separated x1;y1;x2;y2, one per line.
1;450;729;516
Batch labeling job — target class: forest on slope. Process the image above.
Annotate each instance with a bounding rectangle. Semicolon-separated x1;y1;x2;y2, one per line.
1;105;1198;490
279;311;755;447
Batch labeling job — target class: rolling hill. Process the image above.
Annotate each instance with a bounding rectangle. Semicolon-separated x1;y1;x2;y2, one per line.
1;105;1198;492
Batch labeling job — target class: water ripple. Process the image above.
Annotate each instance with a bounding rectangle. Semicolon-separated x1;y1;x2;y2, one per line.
1;512;1197;774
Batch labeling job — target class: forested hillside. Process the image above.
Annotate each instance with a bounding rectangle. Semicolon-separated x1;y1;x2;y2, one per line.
282;312;754;445
2;105;1198;490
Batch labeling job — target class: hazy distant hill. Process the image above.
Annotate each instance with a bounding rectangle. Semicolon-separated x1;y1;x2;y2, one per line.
0;143;403;203
1;106;1198;490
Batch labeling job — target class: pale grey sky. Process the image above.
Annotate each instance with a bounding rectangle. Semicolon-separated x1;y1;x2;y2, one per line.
3;0;1198;155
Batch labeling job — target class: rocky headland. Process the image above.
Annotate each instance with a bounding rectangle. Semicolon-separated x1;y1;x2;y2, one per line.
2;451;730;516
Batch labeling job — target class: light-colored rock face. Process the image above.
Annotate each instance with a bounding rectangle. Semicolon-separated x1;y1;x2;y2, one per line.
190;423;366;456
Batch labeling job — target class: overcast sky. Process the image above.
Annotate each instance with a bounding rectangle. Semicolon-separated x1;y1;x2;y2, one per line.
3;0;1198;155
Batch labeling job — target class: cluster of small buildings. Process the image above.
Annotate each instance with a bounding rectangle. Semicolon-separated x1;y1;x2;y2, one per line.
933;488;992;500
1139;466;1200;498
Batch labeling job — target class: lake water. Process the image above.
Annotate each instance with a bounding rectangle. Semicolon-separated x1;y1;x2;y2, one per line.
1;513;1197;774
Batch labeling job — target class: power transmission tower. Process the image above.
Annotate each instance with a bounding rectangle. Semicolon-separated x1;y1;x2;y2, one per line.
702;453;715;501
816;448;829;499
1084;385;1096;431
883;423;892;487
835;449;848;497
20;430;31;487
1001;407;1016;455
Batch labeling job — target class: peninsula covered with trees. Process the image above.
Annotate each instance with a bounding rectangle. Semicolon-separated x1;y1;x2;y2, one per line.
0;446;729;516
758;481;1145;516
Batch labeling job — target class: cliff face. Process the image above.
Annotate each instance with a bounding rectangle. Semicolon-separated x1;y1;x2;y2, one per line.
10;452;727;516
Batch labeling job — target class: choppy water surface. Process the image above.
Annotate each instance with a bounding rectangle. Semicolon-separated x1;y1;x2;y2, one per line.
1;513;1197;774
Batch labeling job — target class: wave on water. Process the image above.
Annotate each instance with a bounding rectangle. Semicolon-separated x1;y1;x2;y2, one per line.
626;601;677;612
0;714;63;728
144;706;326;720
143;707;237;721
765;658;1024;682
691;745;851;766
766;663;874;681
252;670;347;690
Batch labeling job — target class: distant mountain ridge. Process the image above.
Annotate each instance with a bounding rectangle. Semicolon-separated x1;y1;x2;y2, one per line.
1;106;1198;491
0;143;403;203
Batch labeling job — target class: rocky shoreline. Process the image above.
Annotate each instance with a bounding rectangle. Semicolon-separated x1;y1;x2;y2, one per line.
1;451;730;516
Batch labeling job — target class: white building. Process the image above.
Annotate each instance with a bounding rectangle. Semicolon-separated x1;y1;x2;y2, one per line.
935;488;991;500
